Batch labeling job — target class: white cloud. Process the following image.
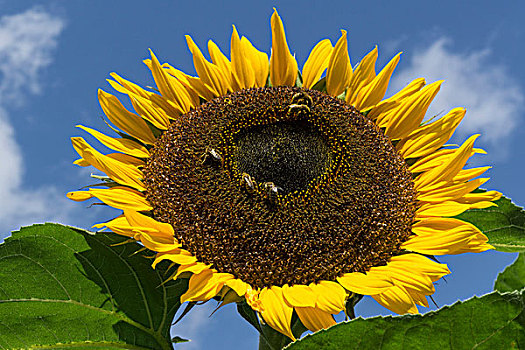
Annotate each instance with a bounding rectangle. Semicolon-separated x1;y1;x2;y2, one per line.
0;8;72;236
391;38;524;151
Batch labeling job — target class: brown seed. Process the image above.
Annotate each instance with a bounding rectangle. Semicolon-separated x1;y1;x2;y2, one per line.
143;86;417;289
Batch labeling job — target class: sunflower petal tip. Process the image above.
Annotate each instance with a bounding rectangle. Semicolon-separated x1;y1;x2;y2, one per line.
231;24;240;37
470;133;481;141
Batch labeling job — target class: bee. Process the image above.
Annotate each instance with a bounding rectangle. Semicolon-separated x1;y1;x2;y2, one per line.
262;182;283;204
200;147;222;165
288;91;313;117
291;91;313;108
287;104;310;116
241;172;256;193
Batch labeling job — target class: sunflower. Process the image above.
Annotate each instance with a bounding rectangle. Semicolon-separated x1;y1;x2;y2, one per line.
68;10;501;341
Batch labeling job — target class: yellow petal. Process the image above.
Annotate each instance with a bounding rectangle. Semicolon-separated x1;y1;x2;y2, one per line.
181;270;228;303
417;178;489;203
67;191;93;202
456;190;501;204
241;36;269;88
326;30;352;96
388;77;427;101
76;125;150;158
416;201;476;218
169;262;211;279
108;72;150;99
156;251;197;266
225;279;249;297
269;9;297;86
136;232;180;253
398;108;465;159
453;166;491;183
302;39;333;89
98;89;156;145
462;201;497;210
371;254;449;296
208;40;233;85
370;77;426;121
124;209;175;244
413;217;478;236
185;35;231;96
310;281;346;314
130;94;171;130
124;210;173;236
147;51;196;113
351;52;401;110
93;216;136;238
415;134;479;190
106;152;146;167
371;265;435;295
216;288;244;307
88;187;152;211
410;147;485;174
389;254;450;278
403;218;491;255
245;286;263;312
230;25;255;89
337;271;393;295
111;70;182;118
71;137;145;191
295;307;336;332
73;158;90;167
346;47;378;102
372;285;418;314
109;71;183;120
259;286;295;340
402;232;491;255
282;284;317;308
163;64;215;102
381;81;442;139
406;289;429;307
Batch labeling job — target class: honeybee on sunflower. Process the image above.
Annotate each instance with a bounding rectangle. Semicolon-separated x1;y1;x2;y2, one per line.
69;9;500;341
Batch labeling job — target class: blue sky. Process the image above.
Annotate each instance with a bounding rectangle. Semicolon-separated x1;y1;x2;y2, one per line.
0;1;523;349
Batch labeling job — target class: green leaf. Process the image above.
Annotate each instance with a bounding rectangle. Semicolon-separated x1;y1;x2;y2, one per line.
310;77;326;93
455;193;525;252
495;253;525;293
286;289;525;350
0;223;188;350
171;336;189;344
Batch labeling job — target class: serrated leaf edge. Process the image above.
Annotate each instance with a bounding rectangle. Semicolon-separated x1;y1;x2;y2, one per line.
285;288;525;349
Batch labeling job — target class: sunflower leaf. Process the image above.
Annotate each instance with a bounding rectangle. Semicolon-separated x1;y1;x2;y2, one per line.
286;289;525;349
494;253;525;293
237;300;263;333
0;223;188;350
310;77;326;93
171;336;190;343
455;193;525;252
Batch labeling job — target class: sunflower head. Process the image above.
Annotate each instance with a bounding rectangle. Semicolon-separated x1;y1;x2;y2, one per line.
69;9;501;341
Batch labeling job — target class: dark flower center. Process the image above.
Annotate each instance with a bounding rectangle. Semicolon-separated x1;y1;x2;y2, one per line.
233;122;331;195
144;86;417;288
